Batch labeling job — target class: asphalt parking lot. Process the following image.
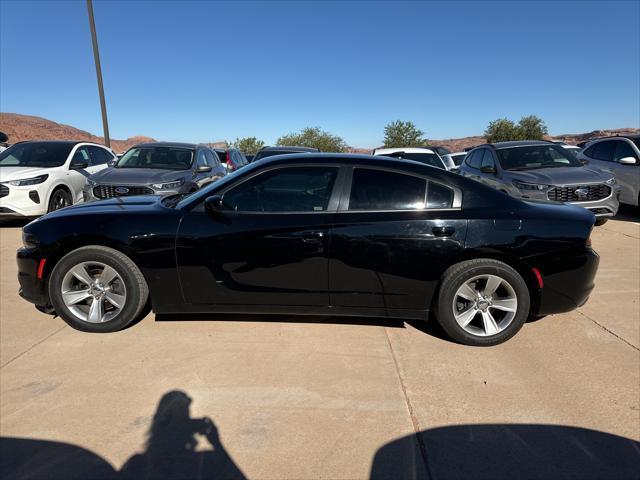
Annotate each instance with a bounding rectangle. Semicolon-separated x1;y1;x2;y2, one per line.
1;210;639;479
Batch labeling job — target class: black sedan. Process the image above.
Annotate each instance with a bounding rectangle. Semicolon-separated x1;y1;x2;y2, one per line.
17;154;599;346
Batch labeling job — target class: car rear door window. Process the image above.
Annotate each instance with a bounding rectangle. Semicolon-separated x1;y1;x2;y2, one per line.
348;169;426;210
612;140;638;162
223;167;338;212
592;141;615;162
427;182;454;208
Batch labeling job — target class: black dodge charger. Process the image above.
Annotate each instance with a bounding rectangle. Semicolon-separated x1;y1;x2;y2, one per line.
17;154;599;346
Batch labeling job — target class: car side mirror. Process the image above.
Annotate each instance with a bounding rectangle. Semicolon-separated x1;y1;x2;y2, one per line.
619;156;637;165
480;165;496;174
204;195;224;217
197;165;212;173
70;161;89;170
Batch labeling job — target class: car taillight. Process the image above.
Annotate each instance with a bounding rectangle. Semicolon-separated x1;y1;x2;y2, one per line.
531;267;544;289
226;151;234;171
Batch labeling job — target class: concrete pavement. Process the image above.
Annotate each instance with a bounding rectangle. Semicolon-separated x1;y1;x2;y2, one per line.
1;212;639;479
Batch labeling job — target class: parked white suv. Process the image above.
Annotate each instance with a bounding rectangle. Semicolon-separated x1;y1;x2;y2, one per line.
578;135;640;206
0;141;115;217
372;147;448;170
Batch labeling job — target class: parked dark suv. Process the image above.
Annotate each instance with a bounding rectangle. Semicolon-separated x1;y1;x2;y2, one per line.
213;148;249;172
252;146;320;163
84;142;226;201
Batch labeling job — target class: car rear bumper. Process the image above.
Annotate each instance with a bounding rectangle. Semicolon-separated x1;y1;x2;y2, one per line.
533;247;600;315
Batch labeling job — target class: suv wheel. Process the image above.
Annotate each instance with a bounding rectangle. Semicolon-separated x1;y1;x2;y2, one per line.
49;246;149;332
436;259;530;346
48;188;72;212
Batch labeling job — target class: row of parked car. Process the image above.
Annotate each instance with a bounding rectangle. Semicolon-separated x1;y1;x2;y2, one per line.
0;135;638;222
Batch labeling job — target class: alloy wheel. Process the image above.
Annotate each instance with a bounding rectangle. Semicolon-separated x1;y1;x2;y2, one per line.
51;192;70;211
452;274;518;337
60;261;127;323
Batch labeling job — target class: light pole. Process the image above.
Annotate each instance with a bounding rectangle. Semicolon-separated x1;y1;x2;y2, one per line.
86;0;110;148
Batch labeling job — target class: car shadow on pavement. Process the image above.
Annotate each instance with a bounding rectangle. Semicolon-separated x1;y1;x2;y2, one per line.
0;390;246;480
613;204;640;223
370;424;640;480
0;218;31;228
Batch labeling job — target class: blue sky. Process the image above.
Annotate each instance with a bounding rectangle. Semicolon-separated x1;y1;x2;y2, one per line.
1;0;638;147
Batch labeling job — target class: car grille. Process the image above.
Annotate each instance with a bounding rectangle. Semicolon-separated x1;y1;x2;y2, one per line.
93;185;154;199
0;184;9;199
547;184;611;202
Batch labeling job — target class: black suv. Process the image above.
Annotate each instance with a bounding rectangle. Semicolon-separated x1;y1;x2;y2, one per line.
252;146;320;163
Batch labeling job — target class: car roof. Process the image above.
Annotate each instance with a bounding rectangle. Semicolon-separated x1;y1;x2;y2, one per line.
258;146;320;152
133;141;198;149
487;140;552;149
373;147;437;155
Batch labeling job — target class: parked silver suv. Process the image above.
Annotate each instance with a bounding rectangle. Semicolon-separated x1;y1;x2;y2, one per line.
577;135;640;207
458;141;620;225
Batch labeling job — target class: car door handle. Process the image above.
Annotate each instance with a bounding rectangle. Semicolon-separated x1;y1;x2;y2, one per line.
432;226;455;237
301;231;325;243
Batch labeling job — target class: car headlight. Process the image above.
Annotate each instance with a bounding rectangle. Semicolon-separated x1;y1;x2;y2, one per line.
151;180;184;190
22;231;39;248
87;179;98;187
513;180;549;191
605;177;616;185
6;174;49;186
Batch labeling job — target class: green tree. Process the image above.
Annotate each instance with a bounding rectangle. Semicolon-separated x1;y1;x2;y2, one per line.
276;127;348;152
232;136;265;154
382;120;425;148
484;118;519;143
516;115;548;140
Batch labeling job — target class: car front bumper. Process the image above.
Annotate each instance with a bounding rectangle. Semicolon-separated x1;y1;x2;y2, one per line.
512;185;620;217
0;183;49;217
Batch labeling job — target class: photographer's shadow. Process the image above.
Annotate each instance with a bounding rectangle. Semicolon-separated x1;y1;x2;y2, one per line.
119;390;246;480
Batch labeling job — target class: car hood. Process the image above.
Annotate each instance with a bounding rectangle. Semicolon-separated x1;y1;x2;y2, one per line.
90;168;187;185
0;167;54;182
34;195;164;222
507;166;610;185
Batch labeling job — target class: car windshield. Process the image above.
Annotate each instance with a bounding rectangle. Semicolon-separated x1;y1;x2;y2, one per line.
116;147;194;170
497;145;582;170
0;142;74;168
388;152;444;169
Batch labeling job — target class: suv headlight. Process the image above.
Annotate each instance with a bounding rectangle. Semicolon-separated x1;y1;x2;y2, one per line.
6;174;49;186
513;180;549;191
151;180;184;190
605;177;616;185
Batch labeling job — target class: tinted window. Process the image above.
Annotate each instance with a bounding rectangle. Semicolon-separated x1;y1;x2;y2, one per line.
612;140;638;162
481;150;495;169
116;147;194;170
583;145;596;157
223;167;337;212
196;150;209;167
451;153;466;166
496;145;581;170
466;150;482;169
72;147;91;164
203;150;216;167
0;142;74;168
427;182;454;209
592;141;614;162
389;152;444;169
88;146;111;165
349;169;426;210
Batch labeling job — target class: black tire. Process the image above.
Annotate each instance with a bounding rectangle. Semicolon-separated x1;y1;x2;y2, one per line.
435;258;530;346
49;246;149;333
48;188;73;213
594;218;608;226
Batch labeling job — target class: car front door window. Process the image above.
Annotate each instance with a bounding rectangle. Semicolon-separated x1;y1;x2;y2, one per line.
592;141;615;162
612;140;638;162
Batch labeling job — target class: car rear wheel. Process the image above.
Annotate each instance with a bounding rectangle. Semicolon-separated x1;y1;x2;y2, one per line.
436;259;530;346
49;246;149;332
48;188;72;212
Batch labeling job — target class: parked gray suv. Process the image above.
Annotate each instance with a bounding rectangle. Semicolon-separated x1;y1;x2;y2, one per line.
458;141;620;225
84;142;226;201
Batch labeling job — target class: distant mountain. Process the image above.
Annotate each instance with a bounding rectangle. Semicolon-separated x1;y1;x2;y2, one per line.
1;112;638;154
0;113;155;153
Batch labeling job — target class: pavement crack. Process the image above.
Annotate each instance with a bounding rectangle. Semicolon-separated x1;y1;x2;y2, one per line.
383;326;433;480
1;325;67;369
576;310;639;352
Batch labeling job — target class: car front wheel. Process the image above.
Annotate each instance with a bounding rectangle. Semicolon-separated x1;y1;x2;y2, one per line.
436;259;530;346
49;246;149;332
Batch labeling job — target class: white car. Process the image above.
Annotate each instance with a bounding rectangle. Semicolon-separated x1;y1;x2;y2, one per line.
0;141;115;217
441;151;467;171
561;144;582;157
372;147;448;170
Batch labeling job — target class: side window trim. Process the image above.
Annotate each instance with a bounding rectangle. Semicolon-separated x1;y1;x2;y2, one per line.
337;165;462;212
